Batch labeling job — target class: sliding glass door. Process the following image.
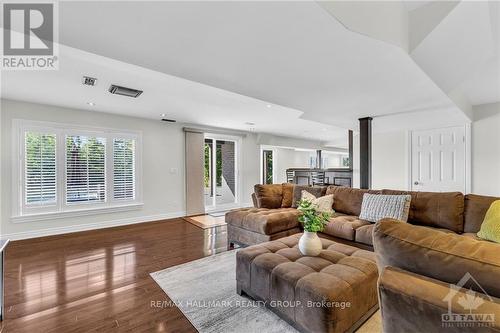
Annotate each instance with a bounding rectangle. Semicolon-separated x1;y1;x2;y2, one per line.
204;135;238;211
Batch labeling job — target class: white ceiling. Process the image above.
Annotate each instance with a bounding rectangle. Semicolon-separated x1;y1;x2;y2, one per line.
410;1;500;108
1;45;348;143
1;1;474;143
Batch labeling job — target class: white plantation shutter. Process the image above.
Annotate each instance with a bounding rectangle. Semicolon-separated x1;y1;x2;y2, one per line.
15;121;142;218
66;136;106;203
113;138;135;200
25;132;57;206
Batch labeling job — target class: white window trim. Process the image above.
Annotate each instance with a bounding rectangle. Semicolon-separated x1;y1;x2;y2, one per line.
11;119;143;222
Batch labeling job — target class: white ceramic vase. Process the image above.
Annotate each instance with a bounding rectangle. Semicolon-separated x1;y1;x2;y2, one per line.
299;231;322;256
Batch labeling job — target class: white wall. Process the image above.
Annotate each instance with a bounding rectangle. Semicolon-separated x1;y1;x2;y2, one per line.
271;148;315;183
472;103;500;196
1;99;186;239
372;131;408;190
1;99;321;239
353;105;500;196
352;131;408;190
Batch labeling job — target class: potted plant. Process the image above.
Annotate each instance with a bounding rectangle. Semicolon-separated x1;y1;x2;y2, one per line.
297;199;332;256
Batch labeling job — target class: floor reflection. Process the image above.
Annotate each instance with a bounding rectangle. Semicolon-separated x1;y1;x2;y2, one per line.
202;225;230;256
24;266;58;310
5;218;231;332
112;244;136;284
65;249;107;299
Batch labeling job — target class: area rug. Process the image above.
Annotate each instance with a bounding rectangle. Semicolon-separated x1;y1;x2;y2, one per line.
150;250;381;333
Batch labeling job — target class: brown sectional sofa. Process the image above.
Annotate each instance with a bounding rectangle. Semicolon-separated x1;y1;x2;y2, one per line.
229;184;500;332
374;219;500;332
226;183;499;251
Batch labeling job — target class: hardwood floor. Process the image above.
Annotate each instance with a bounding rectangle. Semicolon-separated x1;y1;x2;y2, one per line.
1;218;229;332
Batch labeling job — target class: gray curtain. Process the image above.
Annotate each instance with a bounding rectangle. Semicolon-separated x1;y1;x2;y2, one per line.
185;130;205;216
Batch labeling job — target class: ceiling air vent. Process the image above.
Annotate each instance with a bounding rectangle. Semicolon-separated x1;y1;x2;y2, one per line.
162;118;176;123
108;85;143;98
82;76;97;86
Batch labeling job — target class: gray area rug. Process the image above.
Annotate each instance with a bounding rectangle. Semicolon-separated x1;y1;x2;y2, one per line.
150;250;380;333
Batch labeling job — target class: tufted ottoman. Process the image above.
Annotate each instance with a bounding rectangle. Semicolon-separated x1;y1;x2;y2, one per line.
226;208;301;246
236;234;379;333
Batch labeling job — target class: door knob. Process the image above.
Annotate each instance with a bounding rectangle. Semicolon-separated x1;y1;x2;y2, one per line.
414;181;420;185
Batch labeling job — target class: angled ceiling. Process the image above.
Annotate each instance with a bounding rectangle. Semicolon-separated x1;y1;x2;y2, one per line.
55;1;458;129
2;0;486;143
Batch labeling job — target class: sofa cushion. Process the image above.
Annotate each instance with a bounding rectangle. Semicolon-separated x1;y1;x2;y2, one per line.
323;215;371;240
281;183;294;208
462;232;483;241
325;186;381;216
291;185;327;208
477;200;500;243
254;184;283;209
373;218;500;298
381;189;464;233
301;190;334;214
355;224;374;245
226;207;300;235
359;194;411;223
464;194;500;233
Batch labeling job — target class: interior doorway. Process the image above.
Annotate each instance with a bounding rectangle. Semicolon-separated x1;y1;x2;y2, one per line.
204;134;239;211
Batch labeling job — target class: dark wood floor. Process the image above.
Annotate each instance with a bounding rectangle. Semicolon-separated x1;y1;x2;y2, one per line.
1;218;229;332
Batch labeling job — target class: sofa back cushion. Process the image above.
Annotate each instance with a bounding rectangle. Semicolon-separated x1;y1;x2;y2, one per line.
291;185;327;208
464;194;500;233
281;183;294;208
325;186;380;216
381;189;464;233
373;219;500;298
254;184;283;209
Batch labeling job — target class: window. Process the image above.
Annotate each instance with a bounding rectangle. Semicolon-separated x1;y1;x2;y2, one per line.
66;136;106;204
13;120;142;220
113;138;135;200
25;132;57;207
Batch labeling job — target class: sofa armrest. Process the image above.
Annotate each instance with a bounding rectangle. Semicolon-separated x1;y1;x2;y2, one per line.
379;266;500;333
251;193;259;208
373;219;500;298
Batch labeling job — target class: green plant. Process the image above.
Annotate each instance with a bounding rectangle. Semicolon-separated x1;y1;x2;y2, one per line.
297;199;331;232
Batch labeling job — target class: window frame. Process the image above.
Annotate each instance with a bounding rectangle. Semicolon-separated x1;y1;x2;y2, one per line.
12;119;143;222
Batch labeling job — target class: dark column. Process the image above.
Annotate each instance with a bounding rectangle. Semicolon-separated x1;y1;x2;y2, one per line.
348;130;353;170
316;150;322;169
359;117;372;189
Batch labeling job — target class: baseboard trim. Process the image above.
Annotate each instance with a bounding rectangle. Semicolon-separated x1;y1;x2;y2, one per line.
1;211;186;241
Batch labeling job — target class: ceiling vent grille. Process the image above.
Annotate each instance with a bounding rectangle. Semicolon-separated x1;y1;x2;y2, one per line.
82;76;97;86
108;85;143;98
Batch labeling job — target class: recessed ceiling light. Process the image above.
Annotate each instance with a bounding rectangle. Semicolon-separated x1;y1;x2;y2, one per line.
266;104;272;108
87;102;95;106
161;113;166;117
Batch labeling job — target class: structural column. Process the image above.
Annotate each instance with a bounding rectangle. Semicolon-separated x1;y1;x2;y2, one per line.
359;117;372;189
348;130;353;170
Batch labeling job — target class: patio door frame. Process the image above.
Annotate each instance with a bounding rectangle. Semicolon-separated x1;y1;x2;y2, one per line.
204;133;242;212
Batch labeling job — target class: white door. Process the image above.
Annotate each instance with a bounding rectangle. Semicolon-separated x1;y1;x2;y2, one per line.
410;126;466;192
